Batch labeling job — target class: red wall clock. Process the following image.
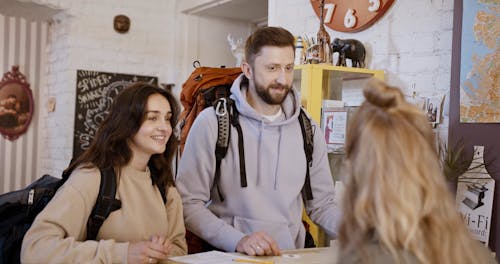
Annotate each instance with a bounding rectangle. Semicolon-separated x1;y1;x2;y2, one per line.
310;0;395;33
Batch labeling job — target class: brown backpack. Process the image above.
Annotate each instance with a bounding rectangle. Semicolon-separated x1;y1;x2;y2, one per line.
178;64;242;254
179;65;242;154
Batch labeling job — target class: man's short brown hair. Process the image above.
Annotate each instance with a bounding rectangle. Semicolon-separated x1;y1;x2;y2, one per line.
244;26;295;65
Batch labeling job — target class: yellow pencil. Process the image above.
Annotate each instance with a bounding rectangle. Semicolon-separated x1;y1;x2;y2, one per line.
232;258;274;264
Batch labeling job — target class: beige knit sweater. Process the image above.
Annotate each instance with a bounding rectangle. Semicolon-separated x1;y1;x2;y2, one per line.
21;164;187;263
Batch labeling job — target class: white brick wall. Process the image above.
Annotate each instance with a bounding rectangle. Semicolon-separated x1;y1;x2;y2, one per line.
270;0;453;139
39;0;177;177
35;0;255;177
36;0;454;176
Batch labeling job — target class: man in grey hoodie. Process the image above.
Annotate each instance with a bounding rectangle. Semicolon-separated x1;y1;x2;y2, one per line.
176;26;340;256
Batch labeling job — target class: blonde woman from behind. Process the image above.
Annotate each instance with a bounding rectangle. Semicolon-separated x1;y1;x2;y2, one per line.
337;78;496;264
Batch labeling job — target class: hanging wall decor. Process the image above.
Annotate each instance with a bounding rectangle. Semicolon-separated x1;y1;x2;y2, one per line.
309;0;395;33
456;146;495;245
113;14;130;33
458;0;499;123
0;66;34;141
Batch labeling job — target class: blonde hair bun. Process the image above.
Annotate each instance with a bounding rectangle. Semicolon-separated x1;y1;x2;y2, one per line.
363;78;403;109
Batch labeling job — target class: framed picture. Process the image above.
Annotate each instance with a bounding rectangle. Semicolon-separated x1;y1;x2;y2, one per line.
425;95;444;126
458;0;499;123
0;66;34;141
321;107;347;153
406;93;444;127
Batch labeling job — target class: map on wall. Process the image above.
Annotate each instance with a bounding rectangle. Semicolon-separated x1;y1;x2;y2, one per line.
459;0;499;123
73;70;157;159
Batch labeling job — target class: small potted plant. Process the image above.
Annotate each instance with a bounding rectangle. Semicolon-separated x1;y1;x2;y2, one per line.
438;139;491;192
439;140;468;181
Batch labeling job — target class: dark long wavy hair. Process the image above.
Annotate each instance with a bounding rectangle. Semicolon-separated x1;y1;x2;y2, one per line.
65;82;180;189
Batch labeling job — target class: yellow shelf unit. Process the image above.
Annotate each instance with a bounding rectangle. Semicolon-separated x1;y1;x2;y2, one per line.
294;64;385;247
294;64;385;123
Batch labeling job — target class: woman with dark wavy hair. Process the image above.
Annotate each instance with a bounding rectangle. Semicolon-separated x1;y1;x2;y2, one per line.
338;78;495;264
22;82;187;264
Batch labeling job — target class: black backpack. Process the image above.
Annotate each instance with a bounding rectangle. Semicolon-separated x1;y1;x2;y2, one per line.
0;167;167;264
186;92;316;254
184;92;316;254
212;96;314;202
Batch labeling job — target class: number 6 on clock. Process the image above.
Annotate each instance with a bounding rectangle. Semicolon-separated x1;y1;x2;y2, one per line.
310;0;395;32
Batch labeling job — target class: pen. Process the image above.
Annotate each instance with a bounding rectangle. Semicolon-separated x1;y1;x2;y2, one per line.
232;258;274;264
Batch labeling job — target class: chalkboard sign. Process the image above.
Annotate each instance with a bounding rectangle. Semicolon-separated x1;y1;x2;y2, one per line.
73;70;158;159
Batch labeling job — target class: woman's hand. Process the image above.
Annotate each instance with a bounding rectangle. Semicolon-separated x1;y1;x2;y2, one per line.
127;235;171;264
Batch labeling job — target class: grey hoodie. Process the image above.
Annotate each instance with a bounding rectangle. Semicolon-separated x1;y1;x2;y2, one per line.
176;74;340;252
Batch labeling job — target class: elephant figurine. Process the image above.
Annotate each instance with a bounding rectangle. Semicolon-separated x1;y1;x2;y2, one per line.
331;38;366;68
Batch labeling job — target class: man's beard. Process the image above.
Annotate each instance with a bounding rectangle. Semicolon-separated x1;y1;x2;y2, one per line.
254;79;291;105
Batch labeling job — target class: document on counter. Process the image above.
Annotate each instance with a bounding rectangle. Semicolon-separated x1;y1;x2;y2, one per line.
168;247;337;264
168;251;274;264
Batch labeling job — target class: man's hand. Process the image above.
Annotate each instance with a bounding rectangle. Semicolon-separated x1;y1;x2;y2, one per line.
235;231;281;256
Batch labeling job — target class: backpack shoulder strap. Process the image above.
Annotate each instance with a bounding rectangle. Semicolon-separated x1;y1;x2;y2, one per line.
212;97;247;202
86;167;122;240
298;108;314;201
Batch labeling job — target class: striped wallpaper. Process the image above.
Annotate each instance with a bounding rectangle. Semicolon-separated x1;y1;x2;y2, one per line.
0;14;48;194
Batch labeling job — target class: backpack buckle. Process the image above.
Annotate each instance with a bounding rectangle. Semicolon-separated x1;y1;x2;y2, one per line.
215;98;228;116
